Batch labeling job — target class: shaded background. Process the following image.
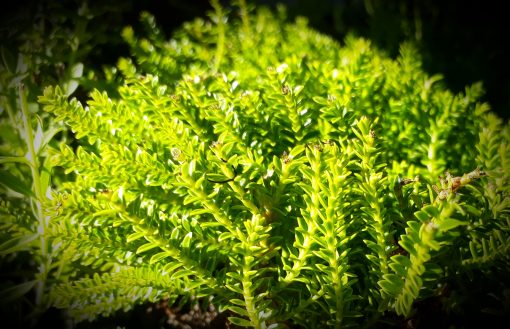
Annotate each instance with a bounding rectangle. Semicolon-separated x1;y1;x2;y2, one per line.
1;0;508;119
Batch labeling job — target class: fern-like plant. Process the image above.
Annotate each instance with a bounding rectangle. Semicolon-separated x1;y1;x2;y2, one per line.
36;1;509;328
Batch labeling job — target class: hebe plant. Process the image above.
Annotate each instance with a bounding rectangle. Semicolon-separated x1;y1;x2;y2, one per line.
37;1;509;327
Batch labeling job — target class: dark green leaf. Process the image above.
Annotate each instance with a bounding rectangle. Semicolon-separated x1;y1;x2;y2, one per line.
0;280;37;302
0;169;35;197
0;234;39;255
228;316;253;327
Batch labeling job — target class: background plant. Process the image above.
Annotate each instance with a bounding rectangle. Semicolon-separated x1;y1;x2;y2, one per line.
0;1;132;327
30;1;510;328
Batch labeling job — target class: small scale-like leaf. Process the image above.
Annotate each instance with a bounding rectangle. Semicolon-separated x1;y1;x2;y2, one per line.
226;305;249;317
136;242;159;254
462;204;482;217
127;232;146;243
378;274;403;296
312;96;328;105
414;209;431;222
163;262;183;274
218;232;233;241
150;252;171;265
229;298;246;307
170;227;180;240
71;62;84;78
63;63;84;96
399;237;416;255
63;80;79;97
422;204;440;217
439;218;467;231
200;222;223;228
181;232;192;248
225;284;243;294
391;255;411;267
93;209;118;217
182;219;191;232
206;173;229;182
226;272;242;281
189;208;210;216
228;316;253;327
171;269;194;280
188;160;196;177
289;144;306;158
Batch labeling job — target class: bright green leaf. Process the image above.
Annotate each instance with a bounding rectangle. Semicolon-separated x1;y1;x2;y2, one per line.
136;242;159;254
149;251;171;265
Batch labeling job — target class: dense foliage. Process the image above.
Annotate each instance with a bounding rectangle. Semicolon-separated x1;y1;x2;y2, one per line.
0;2;126;327
2;1;509;328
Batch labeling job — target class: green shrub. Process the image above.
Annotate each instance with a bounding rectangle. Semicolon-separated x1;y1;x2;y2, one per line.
0;1;125;326
36;1;509;328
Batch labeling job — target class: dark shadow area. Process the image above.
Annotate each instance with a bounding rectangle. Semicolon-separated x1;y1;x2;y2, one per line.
1;0;508;118
261;0;510;120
